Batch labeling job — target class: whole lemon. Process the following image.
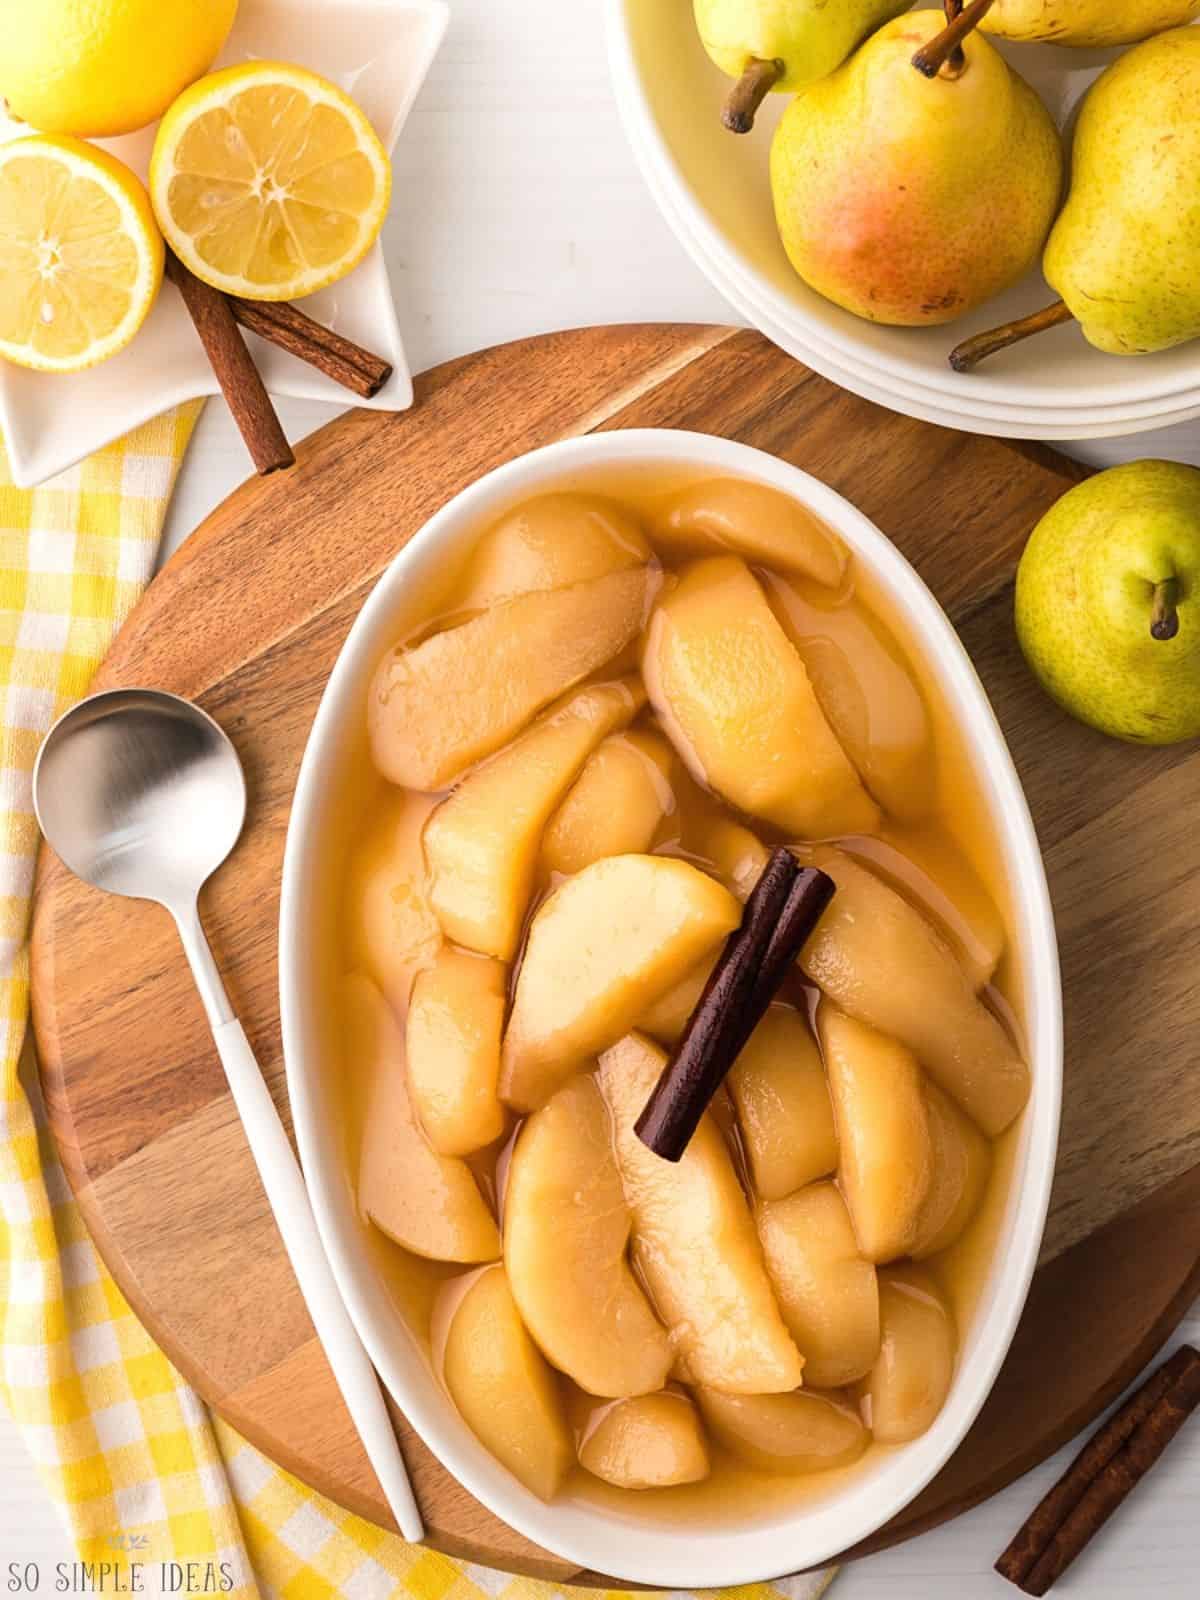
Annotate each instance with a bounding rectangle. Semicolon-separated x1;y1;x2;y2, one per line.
0;0;240;137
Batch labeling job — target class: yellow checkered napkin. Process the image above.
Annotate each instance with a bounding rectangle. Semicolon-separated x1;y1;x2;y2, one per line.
0;413;835;1600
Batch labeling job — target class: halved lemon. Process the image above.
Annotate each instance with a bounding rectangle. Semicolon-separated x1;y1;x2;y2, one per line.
150;62;392;301
0;135;163;373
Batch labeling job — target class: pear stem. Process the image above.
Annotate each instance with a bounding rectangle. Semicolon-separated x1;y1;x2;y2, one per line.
722;57;784;133
949;300;1075;372
912;0;998;79
1152;579;1181;642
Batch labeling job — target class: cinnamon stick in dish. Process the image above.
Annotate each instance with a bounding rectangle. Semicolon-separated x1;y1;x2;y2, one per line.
996;1343;1200;1595
165;252;294;475
229;296;393;399
635;849;834;1162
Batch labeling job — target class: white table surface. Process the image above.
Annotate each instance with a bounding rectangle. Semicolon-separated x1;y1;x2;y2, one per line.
3;0;1199;1590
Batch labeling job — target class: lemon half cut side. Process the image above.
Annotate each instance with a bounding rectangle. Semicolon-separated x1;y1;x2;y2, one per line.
150;61;392;302
0;135;164;374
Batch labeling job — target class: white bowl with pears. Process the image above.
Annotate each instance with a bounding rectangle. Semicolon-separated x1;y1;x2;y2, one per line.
606;0;1200;438
280;430;1062;1586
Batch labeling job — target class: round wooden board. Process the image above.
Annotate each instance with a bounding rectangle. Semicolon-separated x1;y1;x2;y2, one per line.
30;327;1200;1584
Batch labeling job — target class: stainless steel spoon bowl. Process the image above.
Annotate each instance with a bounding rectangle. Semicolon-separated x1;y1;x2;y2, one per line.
34;688;422;1541
35;688;245;915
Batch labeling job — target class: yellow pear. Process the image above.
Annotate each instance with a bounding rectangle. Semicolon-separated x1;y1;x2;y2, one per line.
770;13;1062;327
693;0;913;132
981;0;1200;46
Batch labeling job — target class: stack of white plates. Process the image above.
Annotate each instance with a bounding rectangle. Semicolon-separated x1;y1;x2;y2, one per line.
606;1;1200;440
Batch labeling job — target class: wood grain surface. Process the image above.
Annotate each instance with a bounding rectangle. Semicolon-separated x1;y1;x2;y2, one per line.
29;326;1200;1581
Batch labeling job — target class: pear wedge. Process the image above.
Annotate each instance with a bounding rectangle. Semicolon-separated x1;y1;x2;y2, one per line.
644;557;879;837
650;478;846;588
696;1387;868;1475
442;1264;572;1501
577;1391;710;1489
406;949;507;1157
802;848;1029;1136
459;492;650;610
346;789;441;1010
424;678;643;960
757;1182;881;1389
860;1267;956;1445
504;1074;672;1398
369;564;656;790
348;975;500;1263
911;1079;992;1260
729;1005;838;1202
501;855;739;1112
542;727;675;877
599;1033;804;1394
818;1005;932;1264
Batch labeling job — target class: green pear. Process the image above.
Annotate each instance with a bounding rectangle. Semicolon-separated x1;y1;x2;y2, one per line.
1015;461;1200;746
695;0;912;131
981;0;1200;47
769;12;1062;327
1043;28;1200;356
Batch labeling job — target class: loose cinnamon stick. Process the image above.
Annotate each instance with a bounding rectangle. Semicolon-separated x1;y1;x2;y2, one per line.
997;1344;1200;1595
722;57;784;134
165;253;294;475
229;297;393;399
635;851;834;1161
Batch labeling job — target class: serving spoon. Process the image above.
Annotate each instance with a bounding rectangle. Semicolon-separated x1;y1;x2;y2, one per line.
33;687;423;1543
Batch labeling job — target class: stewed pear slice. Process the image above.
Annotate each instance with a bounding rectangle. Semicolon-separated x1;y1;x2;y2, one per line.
637;954;714;1045
460;492;651;610
542;727;676;877
766;572;934;822
599;1033;804;1395
650;478;847;590
369;564;657;791
729;1005;838;1202
425;678;643;960
643;557;880;837
504;1075;672;1398
911;1080;993;1260
348;975;500;1263
346;789;441;1009
576;1392;710;1489
406;949;507;1156
501;856;740;1112
756;1183;881;1389
818;1005;932;1264
684;812;770;903
802;848;1029;1136
442;1265;572;1501
860;1267;956;1445
696;1388;868;1476
845;834;1007;991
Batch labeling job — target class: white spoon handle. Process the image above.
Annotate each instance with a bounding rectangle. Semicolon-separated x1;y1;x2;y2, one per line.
175;913;423;1541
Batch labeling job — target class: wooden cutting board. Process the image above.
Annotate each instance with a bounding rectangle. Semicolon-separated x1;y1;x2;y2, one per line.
30;326;1200;1583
